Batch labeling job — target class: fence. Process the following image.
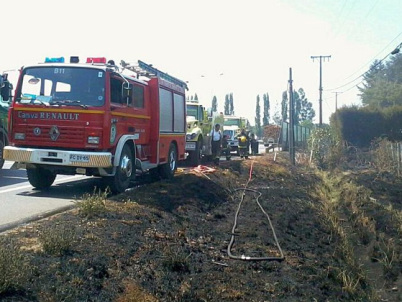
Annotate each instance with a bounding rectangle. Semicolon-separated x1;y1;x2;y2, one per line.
280;122;311;151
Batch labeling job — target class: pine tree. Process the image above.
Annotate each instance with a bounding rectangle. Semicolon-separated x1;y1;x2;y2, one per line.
255;95;261;137
229;93;234;115
194;93;198;101
263;93;270;126
292;90;301;125
281;91;288;122
212;96;218;112
224;94;230;115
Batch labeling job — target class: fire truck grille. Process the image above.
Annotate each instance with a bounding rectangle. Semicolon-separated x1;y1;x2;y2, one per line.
26;126;85;146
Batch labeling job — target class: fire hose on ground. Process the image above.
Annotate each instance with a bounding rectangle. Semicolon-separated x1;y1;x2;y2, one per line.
227;160;285;262
189;160;285;262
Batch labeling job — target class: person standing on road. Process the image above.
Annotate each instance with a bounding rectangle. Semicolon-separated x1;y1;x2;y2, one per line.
250;133;259;155
237;128;249;159
221;134;231;160
210;123;222;165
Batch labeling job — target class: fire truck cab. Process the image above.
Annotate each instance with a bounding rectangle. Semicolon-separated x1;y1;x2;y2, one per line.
4;57;187;193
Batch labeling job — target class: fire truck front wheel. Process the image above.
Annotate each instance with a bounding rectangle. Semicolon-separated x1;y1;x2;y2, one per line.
159;143;177;179
27;166;57;190
105;144;134;193
188;139;202;166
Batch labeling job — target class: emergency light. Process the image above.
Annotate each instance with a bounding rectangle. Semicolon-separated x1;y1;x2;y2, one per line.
45;57;65;63
70;56;80;63
86;57;107;64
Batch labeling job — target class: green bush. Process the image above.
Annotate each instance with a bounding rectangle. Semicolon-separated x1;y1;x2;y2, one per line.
76;187;109;218
331;105;402;148
308;126;342;170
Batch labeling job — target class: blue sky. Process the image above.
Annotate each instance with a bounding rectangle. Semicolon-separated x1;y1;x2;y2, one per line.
2;0;401;124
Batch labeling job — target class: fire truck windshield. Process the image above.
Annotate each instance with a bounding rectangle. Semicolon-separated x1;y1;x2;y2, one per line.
186;105;198;117
224;118;241;127
16;67;105;107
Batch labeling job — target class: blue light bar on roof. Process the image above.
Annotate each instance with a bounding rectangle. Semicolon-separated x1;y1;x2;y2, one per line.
45;57;65;63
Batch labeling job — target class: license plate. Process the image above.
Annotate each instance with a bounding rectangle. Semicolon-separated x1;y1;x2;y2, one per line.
70;154;90;162
185;142;196;150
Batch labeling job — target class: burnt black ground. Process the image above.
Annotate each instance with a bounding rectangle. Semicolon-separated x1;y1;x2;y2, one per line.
0;153;401;301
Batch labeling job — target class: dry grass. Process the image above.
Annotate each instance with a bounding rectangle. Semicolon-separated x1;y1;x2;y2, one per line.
0;238;30;295
115;281;158;302
76;187;109;218
311;171;375;300
38;224;77;256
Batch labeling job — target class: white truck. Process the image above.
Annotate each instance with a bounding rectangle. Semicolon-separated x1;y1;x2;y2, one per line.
223;115;249;154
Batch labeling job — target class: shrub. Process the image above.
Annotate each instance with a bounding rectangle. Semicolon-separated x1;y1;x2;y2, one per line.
0;238;30;294
76;187;109;218
38;224;76;256
308;126;342;169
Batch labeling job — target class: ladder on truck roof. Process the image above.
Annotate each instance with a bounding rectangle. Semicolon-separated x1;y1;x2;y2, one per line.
121;60;188;90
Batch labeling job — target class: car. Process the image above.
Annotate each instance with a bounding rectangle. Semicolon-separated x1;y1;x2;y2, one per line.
264;137;275;146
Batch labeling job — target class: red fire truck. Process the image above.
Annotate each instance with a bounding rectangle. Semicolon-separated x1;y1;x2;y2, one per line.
3;57;187;193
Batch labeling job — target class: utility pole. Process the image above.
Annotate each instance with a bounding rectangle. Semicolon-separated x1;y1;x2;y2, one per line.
311;55;331;125
288;68;295;165
332;91;342;111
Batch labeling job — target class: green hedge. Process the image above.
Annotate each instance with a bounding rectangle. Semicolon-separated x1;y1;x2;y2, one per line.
330;105;402;148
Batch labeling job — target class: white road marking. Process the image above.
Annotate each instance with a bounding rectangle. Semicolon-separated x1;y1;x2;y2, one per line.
0;175;83;194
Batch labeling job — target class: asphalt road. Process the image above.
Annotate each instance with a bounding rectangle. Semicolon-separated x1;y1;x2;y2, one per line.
0;161;104;232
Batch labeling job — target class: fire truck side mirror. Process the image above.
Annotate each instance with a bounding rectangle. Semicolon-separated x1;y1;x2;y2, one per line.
0;76;11;102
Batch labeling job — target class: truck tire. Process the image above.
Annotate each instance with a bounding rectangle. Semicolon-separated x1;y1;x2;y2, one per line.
159;143;177;179
0;140;4;169
27;166;57;189
106;144;134;193
188;140;202;166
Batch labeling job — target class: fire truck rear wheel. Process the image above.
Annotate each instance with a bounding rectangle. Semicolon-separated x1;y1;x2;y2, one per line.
106;144;134;193
27;166;57;189
159;143;177;179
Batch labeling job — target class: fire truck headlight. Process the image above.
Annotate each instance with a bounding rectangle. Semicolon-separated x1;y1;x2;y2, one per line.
14;133;26;140
88;136;100;144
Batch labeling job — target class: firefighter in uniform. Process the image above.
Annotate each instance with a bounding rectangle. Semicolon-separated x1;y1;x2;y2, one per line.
237;128;249;159
210;123;222;164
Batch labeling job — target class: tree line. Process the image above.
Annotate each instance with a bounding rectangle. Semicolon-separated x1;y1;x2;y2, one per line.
328;52;402;148
358;53;402;108
187;89;316;138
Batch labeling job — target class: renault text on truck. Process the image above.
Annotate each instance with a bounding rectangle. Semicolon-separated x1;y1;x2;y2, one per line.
3;57;187;192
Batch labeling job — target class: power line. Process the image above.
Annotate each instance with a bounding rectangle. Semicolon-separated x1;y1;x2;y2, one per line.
326;40;402;93
332;30;402;85
333;0;357;38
